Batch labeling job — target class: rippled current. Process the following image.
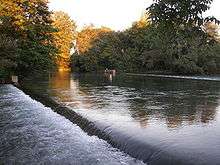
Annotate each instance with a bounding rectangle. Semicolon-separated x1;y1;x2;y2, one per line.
0;85;144;165
20;72;220;165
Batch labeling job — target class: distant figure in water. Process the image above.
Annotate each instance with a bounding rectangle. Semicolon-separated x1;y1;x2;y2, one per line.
104;68;116;82
105;68;109;73
104;68;116;76
109;74;113;82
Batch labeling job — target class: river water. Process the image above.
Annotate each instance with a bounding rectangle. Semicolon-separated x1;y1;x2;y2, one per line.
20;72;220;165
0;85;144;165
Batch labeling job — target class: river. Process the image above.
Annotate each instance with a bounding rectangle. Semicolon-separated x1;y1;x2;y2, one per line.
19;72;220;165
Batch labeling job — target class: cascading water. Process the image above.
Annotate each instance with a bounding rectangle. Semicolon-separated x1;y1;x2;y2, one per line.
0;85;144;165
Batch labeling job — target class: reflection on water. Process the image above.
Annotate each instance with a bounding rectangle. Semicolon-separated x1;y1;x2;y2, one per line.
21;71;220;164
48;71;94;109
23;71;220;130
49;71;71;90
127;90;218;128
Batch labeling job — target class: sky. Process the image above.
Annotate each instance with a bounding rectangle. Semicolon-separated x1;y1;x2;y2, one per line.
49;0;220;31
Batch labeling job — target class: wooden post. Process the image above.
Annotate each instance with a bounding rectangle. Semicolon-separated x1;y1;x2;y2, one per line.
11;76;18;84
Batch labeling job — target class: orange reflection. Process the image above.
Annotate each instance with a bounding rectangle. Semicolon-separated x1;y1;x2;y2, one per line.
49;70;71;90
48;71;94;109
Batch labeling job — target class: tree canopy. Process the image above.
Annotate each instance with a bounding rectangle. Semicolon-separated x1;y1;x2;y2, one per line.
76;25;111;54
71;0;220;75
52;11;76;71
0;0;57;77
147;0;219;28
0;0;219;77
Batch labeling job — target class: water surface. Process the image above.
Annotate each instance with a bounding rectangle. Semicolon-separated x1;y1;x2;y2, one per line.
21;72;220;164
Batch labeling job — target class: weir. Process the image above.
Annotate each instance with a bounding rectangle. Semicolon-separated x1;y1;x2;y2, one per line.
18;72;220;165
0;85;143;164
126;73;220;82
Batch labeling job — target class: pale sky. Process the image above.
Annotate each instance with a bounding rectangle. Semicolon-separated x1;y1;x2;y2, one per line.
49;0;220;31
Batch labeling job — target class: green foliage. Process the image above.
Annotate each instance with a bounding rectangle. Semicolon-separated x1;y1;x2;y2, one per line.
71;22;220;75
17;1;57;73
0;32;18;78
0;0;57;77
71;0;220;75
146;0;220;74
17;38;56;73
147;0;219;28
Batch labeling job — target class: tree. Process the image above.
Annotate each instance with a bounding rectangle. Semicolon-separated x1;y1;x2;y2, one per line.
0;0;57;75
132;12;151;29
71;0;220;75
203;22;220;42
147;0;219;28
0;34;18;78
18;0;57;73
146;0;220;74
76;25;111;54
52;11;76;71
